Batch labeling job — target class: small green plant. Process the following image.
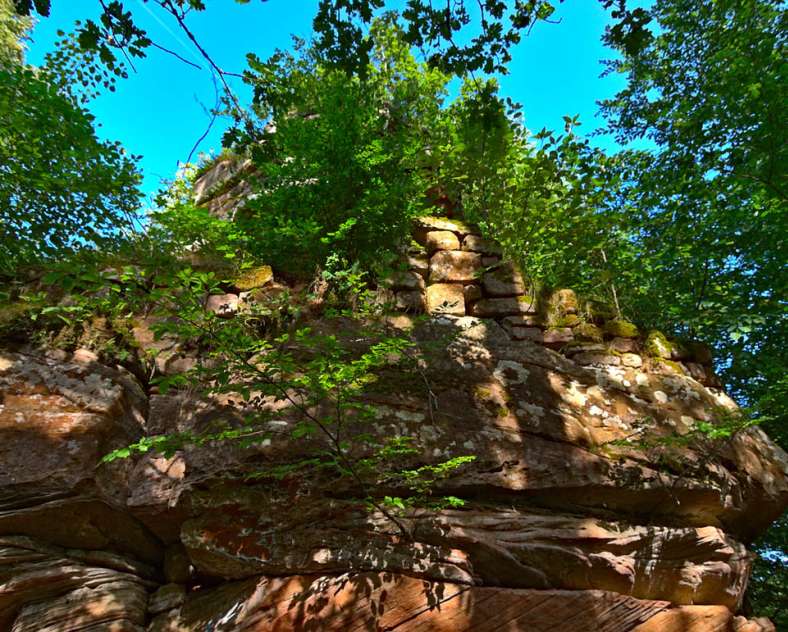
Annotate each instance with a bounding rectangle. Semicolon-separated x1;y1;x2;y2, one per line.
99;267;475;535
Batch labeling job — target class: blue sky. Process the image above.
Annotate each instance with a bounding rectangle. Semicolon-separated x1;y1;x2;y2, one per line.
26;1;648;203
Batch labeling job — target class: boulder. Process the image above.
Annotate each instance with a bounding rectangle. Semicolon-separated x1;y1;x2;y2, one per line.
179;491;751;608
232;265;273;291
0;535;154;631
646;331;673;359
0;352;160;562
1;244;787;631
604;320;640;338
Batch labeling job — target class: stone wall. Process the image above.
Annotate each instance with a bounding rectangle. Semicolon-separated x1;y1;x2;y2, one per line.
385;215;721;391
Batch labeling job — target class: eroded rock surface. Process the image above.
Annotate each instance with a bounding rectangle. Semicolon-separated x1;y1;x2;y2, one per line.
0;192;785;629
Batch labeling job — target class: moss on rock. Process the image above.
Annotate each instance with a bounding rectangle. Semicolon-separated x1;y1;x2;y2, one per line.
234;265;273;291
551;289;578;314
603;319;640;338
0;301;33;341
654;358;687;375
556;314;582;328
646;330;673;359
583;300;616;323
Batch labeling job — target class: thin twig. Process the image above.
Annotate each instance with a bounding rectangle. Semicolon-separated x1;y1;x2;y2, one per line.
157;0;252;125
98;0;138;73
149;40;202;69
186;73;220;164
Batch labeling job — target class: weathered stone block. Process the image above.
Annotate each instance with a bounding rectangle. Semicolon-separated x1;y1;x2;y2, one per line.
610;336;639;353
426;284;465;315
464;284;483;304
429;250;482;283
575;322;604;342
462;234;502;254
385;270;425;291
502;314;543;327
603;319;640;338
481;263;527;297
396;290;426;312
550;288;578;314
621;353;643;368
415;215;474;235
406;254;429;277
563;342;607;355
233;265;273;291
149;583;187;615
646;330;673;358
509;327;544;342
575;352;622;366
424;230;460;251
471;297;537;318
543;327;574;345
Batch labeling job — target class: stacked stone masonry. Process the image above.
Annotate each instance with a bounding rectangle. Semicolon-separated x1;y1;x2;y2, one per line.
389;216;722;390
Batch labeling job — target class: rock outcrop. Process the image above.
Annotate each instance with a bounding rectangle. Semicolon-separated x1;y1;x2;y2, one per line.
0;161;785;630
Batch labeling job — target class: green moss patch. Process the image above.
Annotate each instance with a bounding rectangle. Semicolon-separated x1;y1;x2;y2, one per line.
603;319;640;338
575;323;604;342
234;265;273;291
645;330;673;358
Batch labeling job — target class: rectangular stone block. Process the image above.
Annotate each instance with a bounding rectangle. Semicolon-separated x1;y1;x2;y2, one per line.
509;327;544;342
429;250;482;283
406;255;429;277
395;290;425;312
423;230;460;252
543;328;574;345
385;270;425;291
481;263;527;296
470;297;537;318
426;283;465;315
462;234;502;255
464;284;483;305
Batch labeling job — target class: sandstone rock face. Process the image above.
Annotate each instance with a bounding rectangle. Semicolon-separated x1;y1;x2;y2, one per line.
1;319;785;630
1;210;786;629
147;572;774;632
